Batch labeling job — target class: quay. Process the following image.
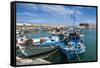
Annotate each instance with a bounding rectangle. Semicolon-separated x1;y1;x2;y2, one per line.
16;57;51;65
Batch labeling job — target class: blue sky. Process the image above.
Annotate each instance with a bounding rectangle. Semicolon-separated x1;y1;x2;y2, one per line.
16;3;96;26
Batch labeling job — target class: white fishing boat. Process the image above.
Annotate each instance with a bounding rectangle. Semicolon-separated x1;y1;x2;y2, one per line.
16;34;58;57
17;43;58;57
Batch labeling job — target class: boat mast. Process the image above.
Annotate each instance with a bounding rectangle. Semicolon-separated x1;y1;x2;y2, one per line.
71;10;76;29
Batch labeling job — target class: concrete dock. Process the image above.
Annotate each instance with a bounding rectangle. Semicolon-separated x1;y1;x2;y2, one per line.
16;57;51;65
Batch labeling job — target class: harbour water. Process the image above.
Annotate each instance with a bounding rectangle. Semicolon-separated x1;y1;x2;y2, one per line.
80;29;96;62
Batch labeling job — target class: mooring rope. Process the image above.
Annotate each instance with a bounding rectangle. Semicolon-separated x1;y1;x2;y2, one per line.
73;48;81;62
41;48;59;58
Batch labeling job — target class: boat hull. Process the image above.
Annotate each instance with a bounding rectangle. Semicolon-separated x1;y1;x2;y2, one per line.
17;45;58;57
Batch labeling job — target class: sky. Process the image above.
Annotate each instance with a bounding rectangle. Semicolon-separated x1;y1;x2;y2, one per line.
16;3;97;26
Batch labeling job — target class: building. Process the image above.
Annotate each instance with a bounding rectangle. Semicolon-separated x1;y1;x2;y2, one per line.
79;23;96;28
16;23;67;30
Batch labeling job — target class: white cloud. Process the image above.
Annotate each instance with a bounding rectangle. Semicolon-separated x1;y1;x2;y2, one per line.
40;4;82;16
41;5;72;16
17;12;39;17
75;9;82;15
17;3;38;10
25;4;38;10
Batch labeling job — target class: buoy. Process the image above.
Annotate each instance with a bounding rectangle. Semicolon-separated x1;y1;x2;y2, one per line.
40;38;45;44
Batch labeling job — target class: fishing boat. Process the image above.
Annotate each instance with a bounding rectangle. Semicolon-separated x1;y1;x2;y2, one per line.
17;34;58;57
60;29;85;61
60;10;86;62
17;43;58;57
